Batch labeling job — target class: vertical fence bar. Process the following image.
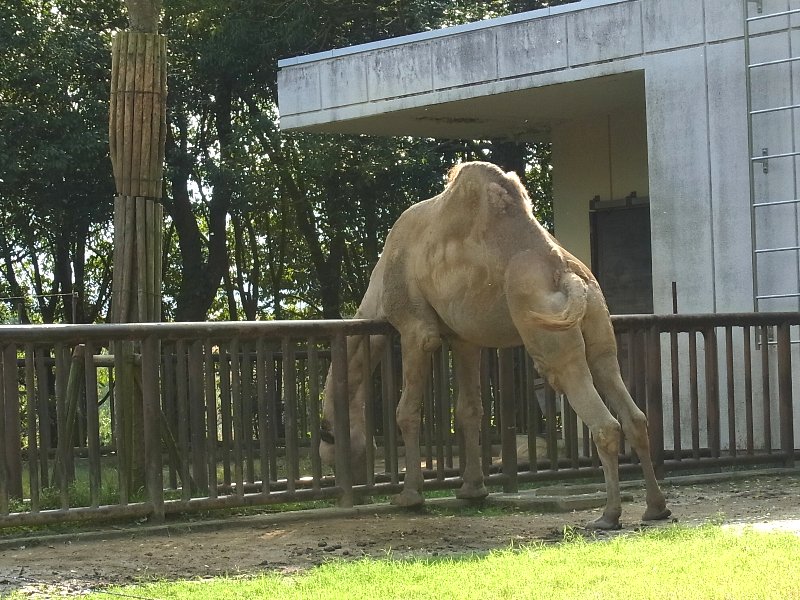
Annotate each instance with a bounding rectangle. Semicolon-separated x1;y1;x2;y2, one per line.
480;351;493;473
189;340;208;493
2;344;22;500
361;336;374;487
457;348;468;478
266;346;278;482
434;350;446;481
84;342;101;508
704;327;721;458
162;343;177;489
298;357;307;459
282;337;298;495
423;373;434;471
565;401;580;470
776;322;794;466
25;345;40;512
53;344;69;508
545;383;558;470
256;339;271;495
331;333;353;507
240;340;255;485
725;326;737;457
743;327;755;454
632;331;647;415
646;326;664;476
440;343;453;469
231;337;244;499
670;329;682;461
760;325;772;453
35;349;51;489
524;356;539;473
205;339;218;499
307;339;322;491
689;332;700;460
175;340;191;501
382;338;398;483
499;348;518;493
218;343;232;486
141;335;164;522
561;375;572;465
0;344;6;515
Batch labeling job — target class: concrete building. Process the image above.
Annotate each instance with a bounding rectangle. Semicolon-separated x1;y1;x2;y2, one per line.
278;0;800;317
277;0;800;449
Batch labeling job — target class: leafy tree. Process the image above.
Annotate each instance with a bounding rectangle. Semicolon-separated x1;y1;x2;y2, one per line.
0;0;123;323
1;0;563;323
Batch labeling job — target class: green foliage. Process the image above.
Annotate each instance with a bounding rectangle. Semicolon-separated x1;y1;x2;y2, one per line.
2;0;562;324
0;0;120;323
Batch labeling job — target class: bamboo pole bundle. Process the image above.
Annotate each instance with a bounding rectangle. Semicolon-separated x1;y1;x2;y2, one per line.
109;31;166;203
109;31;166;324
109;30;167;496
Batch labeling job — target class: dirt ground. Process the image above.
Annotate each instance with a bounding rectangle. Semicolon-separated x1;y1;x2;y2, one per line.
1;470;799;598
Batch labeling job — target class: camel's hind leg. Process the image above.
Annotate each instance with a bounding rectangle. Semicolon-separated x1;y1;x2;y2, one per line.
582;306;671;521
451;339;488;500
392;328;440;508
552;348;625;529
516;327;625;528
506;259;624;528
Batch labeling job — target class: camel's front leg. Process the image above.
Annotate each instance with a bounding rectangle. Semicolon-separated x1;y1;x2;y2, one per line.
392;332;437;507
451;339;488;500
556;359;624;530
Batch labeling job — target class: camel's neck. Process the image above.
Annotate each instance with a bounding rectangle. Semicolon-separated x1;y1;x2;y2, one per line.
321;258;387;433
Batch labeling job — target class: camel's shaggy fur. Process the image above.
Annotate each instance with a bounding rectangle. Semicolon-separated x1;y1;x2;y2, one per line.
320;161;670;529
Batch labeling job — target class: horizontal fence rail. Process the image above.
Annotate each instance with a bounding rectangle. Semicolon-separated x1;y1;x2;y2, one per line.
0;313;797;529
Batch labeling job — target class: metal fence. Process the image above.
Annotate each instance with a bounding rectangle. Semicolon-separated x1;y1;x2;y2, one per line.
0;313;797;529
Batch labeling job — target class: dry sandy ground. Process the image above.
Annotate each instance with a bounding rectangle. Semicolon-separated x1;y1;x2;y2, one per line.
1;470;799;598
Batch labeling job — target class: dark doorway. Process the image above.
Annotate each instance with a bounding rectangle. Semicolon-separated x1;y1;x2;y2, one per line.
590;196;653;315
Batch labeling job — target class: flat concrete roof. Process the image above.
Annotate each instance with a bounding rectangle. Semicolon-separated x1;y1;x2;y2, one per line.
277;0;630;68
277;0;743;139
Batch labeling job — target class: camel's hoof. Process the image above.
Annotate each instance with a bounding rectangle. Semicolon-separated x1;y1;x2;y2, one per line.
586;514;622;531
391;489;425;508
456;483;489;501
642;506;672;521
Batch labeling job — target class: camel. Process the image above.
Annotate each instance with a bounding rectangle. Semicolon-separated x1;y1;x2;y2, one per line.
319;161;671;530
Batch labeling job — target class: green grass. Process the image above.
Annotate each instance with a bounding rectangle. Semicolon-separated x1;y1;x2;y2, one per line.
65;525;800;600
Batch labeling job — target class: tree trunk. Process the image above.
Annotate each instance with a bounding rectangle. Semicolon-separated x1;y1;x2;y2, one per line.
490;140;528;179
123;0;162;33
166;82;233;321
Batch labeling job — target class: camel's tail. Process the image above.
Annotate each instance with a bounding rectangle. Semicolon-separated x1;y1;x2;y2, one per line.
522;268;588;331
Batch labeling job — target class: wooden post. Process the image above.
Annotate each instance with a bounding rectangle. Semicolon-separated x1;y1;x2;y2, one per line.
777;323;794;467
499;348;518;493
646;326;665;479
331;333;353;508
53;345;85;489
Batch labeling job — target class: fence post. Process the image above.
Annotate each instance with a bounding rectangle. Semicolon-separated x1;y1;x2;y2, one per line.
777;322;794;467
0;345;8;514
499;348;518;493
331;332;353;508
646;326;665;478
3;344;23;500
141;335;164;522
703;327;721;458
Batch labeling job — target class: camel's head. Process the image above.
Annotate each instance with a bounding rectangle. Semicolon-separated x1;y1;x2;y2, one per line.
319;416;370;485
